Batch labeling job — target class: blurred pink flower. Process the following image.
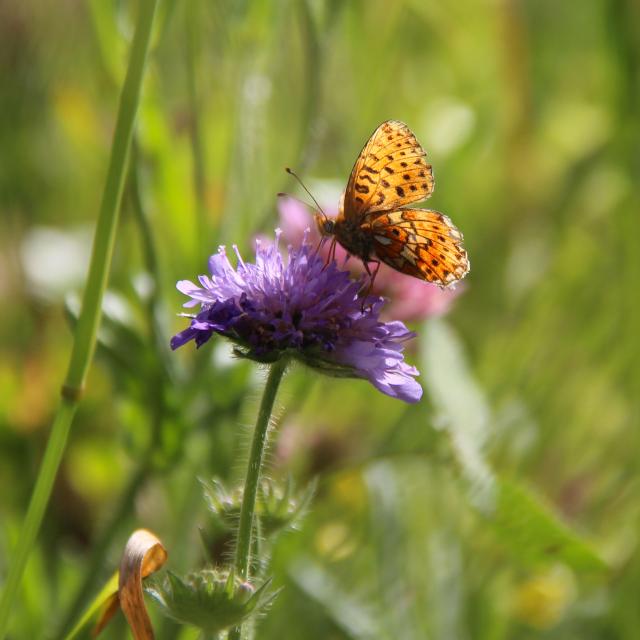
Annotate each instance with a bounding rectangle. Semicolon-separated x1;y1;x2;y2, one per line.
277;195;323;247
277;196;464;322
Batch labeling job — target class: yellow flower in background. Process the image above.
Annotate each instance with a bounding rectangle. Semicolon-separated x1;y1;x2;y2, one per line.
314;521;356;562
53;85;102;148
513;565;576;629
331;470;367;511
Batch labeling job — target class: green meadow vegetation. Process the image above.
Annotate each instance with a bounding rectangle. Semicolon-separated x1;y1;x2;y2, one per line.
0;1;638;638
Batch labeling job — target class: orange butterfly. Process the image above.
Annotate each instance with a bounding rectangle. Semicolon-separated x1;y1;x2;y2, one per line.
315;120;469;288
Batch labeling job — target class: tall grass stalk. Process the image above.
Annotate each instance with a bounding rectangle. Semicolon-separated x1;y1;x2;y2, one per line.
0;1;159;635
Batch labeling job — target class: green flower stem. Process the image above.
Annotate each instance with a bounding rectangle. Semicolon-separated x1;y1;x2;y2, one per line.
185;0;209;255
235;358;288;578
229;358;288;640
0;1;158;636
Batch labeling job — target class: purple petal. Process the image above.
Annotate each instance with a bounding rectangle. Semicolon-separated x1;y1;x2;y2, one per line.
170;231;422;403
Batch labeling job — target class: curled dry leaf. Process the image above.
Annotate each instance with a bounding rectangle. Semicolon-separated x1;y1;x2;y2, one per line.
93;528;168;639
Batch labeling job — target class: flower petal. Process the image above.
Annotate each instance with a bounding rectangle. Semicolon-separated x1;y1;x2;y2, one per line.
171;231;422;403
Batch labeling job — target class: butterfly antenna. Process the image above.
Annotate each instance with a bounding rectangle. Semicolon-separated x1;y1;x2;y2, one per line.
276;192;318;212
285;167;328;222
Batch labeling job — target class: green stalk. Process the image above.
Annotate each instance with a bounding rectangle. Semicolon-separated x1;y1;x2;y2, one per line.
229;358;288;640
0;1;158;636
185;0;208;255
54;463;149;640
57;145;173;640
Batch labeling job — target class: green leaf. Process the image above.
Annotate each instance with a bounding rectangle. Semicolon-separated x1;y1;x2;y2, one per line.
421;317;495;509
422;319;606;574
491;478;607;573
290;557;380;639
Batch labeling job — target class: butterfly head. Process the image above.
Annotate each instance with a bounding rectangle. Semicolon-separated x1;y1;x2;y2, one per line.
314;212;335;237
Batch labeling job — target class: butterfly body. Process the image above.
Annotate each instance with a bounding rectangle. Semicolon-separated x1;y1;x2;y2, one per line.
316;120;469;288
329;216;376;264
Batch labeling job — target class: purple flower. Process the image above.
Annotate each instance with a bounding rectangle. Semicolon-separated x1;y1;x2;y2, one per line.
171;231;422;403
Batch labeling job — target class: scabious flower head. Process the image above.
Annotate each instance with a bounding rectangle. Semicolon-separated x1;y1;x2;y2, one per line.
201;476;315;539
146;569;277;633
171;230;422;403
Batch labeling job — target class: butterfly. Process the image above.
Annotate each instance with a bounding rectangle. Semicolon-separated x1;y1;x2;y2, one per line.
315;120;469;288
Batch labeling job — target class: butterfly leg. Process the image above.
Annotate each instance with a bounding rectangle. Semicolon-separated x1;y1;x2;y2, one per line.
359;259;381;309
314;235;327;258
368;259;382;291
324;236;338;269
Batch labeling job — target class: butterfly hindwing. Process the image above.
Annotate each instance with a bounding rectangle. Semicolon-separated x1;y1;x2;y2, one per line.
343;120;434;220
369;208;469;286
330;120;469;287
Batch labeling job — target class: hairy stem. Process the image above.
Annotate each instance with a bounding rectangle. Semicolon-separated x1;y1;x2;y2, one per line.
229;358;288;640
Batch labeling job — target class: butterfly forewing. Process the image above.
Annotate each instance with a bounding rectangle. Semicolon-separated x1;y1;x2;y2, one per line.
369;209;469;287
343;120;434;220
331;119;468;288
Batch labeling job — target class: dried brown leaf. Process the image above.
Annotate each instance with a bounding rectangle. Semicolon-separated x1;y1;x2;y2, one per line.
93;529;168;639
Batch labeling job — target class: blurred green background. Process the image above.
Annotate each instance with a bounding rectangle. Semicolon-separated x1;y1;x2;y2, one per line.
1;0;639;638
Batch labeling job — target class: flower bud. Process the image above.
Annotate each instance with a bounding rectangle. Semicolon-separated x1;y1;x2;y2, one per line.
201;476;315;539
146;568;278;633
